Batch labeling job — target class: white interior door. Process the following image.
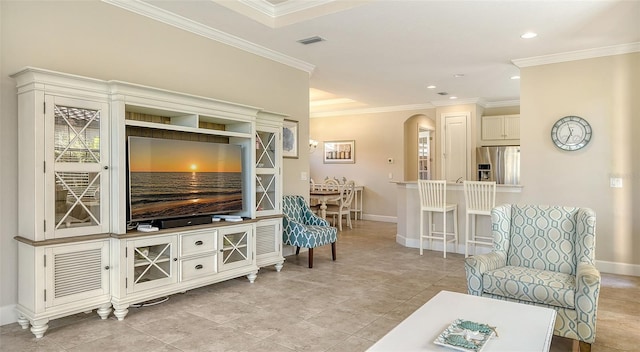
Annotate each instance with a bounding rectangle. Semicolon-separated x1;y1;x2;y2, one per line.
442;113;469;182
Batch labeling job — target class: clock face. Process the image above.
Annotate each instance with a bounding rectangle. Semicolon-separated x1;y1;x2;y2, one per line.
551;116;592;151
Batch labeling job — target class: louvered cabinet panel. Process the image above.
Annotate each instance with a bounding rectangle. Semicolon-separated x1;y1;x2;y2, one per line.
45;240;110;308
255;218;284;270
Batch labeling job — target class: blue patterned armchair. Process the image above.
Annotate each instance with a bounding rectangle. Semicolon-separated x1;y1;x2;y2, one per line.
282;195;337;268
465;204;600;352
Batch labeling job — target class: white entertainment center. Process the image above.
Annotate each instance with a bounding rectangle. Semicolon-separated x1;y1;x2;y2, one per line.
12;67;286;338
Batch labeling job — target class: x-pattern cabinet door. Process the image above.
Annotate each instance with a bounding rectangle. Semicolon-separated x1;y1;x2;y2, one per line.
45;96;110;239
255;125;281;216
126;236;178;293
218;225;253;272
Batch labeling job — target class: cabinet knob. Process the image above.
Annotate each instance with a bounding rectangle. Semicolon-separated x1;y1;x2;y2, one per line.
103;166;109;170
173;258;177;261
104;266;110;270
195;264;203;270
195;240;203;246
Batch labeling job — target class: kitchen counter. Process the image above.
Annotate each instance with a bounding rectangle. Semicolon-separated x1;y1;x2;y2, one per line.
393;181;523;254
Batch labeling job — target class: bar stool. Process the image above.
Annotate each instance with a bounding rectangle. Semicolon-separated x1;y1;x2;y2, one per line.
463;181;496;257
418;180;458;258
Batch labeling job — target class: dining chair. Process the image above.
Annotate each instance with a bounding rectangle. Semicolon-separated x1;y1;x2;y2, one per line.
325;180;355;231
463;181;496;257
418;180;458;258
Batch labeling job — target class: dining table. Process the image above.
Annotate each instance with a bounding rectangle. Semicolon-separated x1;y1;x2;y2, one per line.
309;190;341;220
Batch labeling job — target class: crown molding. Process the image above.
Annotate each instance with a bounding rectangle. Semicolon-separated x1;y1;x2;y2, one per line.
240;0;336;17
512;42;640;68
310;98;522;118
311;103;435;118
102;0;315;74
430;97;484;107
484;100;520;108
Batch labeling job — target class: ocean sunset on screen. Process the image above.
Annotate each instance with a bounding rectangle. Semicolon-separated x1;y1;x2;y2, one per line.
129;137;241;173
127;136;244;221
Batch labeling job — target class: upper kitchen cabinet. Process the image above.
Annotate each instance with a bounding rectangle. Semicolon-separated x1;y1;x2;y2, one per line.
481;114;520;142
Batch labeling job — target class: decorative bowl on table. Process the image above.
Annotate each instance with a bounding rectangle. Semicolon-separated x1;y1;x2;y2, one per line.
434;319;496;352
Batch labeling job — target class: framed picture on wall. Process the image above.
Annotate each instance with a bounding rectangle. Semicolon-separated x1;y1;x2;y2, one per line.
323;140;355;164
282;119;298;159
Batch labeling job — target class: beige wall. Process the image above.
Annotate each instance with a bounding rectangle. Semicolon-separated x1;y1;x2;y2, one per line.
310;110;431;220
0;1;309;321
520;53;639;267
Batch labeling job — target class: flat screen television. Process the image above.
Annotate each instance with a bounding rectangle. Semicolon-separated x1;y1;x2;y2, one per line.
127;136;244;222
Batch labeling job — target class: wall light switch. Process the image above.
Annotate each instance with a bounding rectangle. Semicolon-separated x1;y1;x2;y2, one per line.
610;177;622;188
300;172;308;181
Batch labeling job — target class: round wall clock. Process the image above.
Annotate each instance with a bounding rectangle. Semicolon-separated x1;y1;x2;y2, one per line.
550;115;592;151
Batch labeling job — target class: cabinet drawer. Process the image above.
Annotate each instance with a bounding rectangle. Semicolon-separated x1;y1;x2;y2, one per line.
181;231;216;256
180;255;216;281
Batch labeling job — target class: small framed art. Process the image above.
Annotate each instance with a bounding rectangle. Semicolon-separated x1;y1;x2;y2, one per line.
282;119;298;158
323;140;355;164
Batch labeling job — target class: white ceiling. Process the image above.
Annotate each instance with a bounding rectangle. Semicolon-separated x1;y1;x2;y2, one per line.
114;0;640;116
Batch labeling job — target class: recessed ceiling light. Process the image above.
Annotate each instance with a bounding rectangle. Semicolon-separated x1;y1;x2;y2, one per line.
521;32;537;39
453;74;465;78
449;96;458;100
427;85;436;89
510;75;520;80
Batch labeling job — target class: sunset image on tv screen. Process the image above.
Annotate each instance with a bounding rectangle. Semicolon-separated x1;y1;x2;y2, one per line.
128;137;243;221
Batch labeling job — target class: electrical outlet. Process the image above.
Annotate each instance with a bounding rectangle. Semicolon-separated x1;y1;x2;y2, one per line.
388;173;393;179
300;172;308;181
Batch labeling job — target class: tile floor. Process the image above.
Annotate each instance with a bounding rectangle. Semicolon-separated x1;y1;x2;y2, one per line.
1;220;638;351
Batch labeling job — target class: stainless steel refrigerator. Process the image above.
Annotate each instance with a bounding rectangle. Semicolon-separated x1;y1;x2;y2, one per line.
476;146;520;185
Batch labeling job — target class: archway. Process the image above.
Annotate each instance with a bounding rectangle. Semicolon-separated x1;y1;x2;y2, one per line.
403;114;435;181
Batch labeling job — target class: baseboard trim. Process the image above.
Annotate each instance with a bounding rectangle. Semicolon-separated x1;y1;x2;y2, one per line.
0;304;17;326
362;214;396;223
596;260;640;277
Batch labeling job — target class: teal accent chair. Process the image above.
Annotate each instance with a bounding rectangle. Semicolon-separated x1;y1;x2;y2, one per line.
282;195;337;268
465;204;600;352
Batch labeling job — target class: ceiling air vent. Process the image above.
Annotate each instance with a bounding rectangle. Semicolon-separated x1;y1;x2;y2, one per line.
297;36;325;45
437;92;449;96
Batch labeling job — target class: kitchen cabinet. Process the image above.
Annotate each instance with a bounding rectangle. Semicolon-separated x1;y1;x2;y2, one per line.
481;115;520;141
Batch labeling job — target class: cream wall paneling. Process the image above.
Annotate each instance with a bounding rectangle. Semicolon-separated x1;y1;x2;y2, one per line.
11;67;285;338
481;114;520;141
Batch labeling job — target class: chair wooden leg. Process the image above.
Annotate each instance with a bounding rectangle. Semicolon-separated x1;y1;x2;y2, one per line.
331;242;336;261
578;341;591;352
308;248;313;268
295;246;300;255
419;210;424;255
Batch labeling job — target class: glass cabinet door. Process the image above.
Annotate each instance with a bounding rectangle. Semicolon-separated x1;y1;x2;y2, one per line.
255;127;280;215
47;96;109;238
218;226;252;272
127;236;178;293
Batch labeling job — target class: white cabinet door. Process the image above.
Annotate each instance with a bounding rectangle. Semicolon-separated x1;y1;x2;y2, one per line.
46;96;110;238
44;240;110;308
503;115;520;139
218;225;253;272
255;218;283;270
255;124;282;216
126;236;178;293
481;115;505;140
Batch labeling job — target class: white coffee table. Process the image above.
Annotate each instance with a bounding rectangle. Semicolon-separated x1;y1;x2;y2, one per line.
368;290;556;352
